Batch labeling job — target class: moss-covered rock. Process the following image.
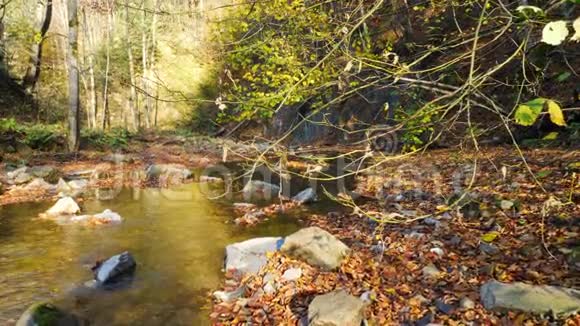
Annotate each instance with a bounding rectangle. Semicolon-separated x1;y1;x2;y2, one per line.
16;302;82;326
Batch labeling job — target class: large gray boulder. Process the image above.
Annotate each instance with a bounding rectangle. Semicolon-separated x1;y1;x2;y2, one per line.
17;302;83;326
480;280;580;317
225;237;284;275
242;180;280;202
281;227;350;271
308;290;365;326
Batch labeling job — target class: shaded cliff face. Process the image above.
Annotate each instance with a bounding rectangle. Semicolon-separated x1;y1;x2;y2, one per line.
267;88;400;146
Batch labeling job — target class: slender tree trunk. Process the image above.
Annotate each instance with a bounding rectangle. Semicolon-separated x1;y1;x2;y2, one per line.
148;0;159;129
125;0;139;131
67;0;80;152
0;10;9;83
141;0;151;129
101;0;112;130
82;7;97;129
23;0;53;95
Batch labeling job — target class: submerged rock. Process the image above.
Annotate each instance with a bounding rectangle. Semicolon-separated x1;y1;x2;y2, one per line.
292;187;317;204
281;227;350;271
308;290;365;326
70;209;122;225
44;197;81;217
242;180;280;202
480;280;580;317
233;202;257;214
213;286;246;303
94;252;137;288
225;237;284;275
16;302;83;326
146;164;192;181
199;175;224;183
56;178;89;197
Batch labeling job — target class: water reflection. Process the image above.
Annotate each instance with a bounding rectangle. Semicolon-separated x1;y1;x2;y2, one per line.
0;184;300;325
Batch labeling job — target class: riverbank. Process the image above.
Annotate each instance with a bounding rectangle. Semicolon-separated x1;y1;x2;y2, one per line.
0;134;256;206
211;146;580;325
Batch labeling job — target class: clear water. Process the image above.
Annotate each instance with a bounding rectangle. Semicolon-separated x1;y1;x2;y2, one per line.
0;184;301;325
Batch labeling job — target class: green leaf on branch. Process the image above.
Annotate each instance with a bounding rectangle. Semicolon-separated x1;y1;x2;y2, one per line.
515;98;546;126
556;72;572;82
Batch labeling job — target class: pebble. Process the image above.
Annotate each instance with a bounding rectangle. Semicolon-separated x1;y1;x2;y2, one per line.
430;247;445;256
435;299;456;315
360;291;376;304
480;243;501;255
281;268;302;282
406;231;426;240
459;297;475;309
415;313;434;326
411;294;430;305
450;235;462;246
423;217;441;228
263;282;276;295
422;264;442;279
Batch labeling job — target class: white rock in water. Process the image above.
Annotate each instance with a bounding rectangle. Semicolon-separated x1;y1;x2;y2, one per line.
45;197;80;216
71;209;122;224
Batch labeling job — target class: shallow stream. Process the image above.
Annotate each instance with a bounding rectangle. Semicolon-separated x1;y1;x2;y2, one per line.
0;184;303;325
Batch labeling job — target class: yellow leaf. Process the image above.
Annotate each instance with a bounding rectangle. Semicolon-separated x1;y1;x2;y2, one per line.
547;100;567;126
481;231;500;243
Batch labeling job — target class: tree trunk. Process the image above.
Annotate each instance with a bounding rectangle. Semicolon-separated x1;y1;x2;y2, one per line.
22;0;53;95
125;0;139;131
148;0;159;129
81;7;97;129
101;0;112;130
67;0;80;152
141;0;151;129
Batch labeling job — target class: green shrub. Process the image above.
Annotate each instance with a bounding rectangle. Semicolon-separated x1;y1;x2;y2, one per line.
0;118;21;133
23;125;63;150
81;127;132;151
